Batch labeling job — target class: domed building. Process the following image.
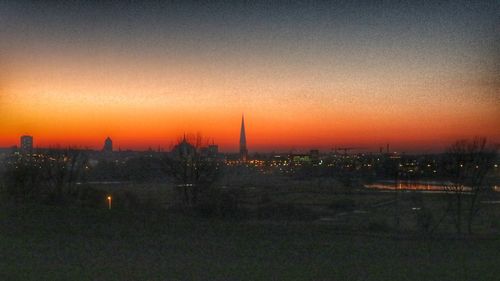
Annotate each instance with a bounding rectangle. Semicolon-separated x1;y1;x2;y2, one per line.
171;135;196;159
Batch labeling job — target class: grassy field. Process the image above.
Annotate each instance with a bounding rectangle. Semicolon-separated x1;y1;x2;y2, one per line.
88;180;500;235
1;204;499;281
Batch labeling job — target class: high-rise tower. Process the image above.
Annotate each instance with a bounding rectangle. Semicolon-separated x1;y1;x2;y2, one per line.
20;135;33;152
239;115;248;161
103;137;113;152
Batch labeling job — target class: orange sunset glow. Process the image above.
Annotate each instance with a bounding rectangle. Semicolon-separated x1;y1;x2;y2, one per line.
1;1;498;152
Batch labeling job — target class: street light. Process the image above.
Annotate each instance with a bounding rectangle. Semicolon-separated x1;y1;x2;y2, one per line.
107;196;112;210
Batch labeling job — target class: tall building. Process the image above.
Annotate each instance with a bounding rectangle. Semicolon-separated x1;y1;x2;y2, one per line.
103;137;113;152
20;135;33;152
239;115;248;161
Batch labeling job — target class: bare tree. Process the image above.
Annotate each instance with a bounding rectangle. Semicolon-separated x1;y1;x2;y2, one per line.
2;152;44;202
2;148;89;204
443;137;497;234
41;148;89;204
168;134;220;207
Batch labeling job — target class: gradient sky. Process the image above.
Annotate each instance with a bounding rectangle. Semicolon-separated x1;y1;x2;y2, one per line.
0;1;498;152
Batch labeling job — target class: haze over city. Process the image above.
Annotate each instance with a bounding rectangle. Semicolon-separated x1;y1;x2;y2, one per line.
1;1;498;152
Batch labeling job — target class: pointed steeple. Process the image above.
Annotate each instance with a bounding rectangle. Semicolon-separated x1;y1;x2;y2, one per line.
240;115;246;146
239;114;248;161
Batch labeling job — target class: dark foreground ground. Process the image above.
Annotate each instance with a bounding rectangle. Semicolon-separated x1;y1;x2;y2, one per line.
0;204;499;281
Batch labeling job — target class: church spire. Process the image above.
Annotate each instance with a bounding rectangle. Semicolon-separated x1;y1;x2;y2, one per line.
239;114;248;161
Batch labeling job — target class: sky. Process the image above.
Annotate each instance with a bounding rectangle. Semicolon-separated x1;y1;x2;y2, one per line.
0;1;498;153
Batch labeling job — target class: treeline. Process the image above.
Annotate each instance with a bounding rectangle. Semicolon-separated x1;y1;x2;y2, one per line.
0;149;192;205
1;149;88;204
88;156;171;182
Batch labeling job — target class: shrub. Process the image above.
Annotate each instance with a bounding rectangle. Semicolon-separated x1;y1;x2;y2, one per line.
194;187;248;219
416;208;434;233
256;202;318;221
76;186;108;208
259;193;272;204
366;220;391;233
329;198;356;211
2;157;44;202
115;191;141;210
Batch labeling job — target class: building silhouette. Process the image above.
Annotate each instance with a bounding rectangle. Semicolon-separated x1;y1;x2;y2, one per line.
239;115;248;161
103;137;113;152
171;135;196;159
208;144;218;158
20;135;33;152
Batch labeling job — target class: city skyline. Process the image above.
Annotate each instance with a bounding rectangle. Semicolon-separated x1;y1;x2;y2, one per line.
6;129;498;155
1;1;498;152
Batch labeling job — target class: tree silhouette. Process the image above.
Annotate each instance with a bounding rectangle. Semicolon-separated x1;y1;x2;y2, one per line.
442;137;497;234
2;148;89;204
167;134;220;207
